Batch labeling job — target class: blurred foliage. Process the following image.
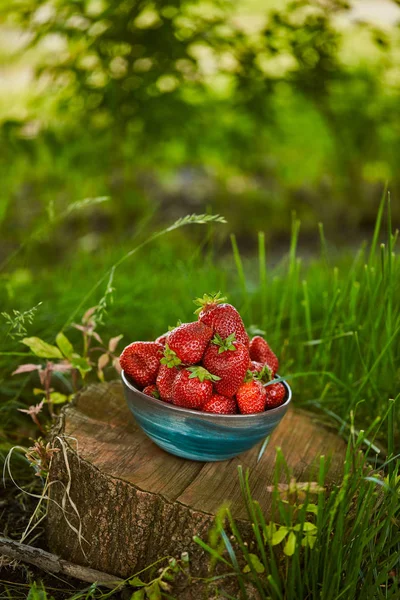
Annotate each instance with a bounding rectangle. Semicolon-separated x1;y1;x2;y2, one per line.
1;0;400;257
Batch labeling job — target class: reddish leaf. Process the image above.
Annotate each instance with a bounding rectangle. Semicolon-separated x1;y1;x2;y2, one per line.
12;364;41;376
82;306;96;324
112;356;122;374
109;334;123;353
53;361;74;372
71;323;89;333
91;331;103;344
98;353;110;371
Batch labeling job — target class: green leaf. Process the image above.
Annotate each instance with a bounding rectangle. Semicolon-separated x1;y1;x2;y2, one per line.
301;534;317;549
71;355;92;378
283;531;297;556
145;581;161;600
294;522;317;532
307;535;317;549
33;388;45;396
129;577;146;588
298;503;319;514
263;522;277;542
49;391;70;405
130;590;145;600
22;337;63;359
271;526;289;545
242;553;265;574
56;332;74;359
27;584;49;600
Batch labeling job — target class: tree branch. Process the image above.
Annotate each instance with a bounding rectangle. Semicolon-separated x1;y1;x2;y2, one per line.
0;536;123;590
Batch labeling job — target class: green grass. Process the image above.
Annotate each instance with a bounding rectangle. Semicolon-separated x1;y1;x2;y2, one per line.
195;406;399;599
0;198;399;598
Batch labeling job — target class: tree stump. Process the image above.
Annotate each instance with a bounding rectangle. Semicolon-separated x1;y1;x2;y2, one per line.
47;381;346;579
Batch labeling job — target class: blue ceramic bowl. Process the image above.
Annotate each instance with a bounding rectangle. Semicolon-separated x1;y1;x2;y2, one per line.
121;371;292;461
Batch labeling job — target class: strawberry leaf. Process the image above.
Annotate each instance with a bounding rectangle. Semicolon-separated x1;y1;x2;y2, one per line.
187;366;220;382
212;332;237;353
160;344;182;367
193;291;227;314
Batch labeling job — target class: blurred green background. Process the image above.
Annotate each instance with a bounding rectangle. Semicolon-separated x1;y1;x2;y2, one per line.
2;0;400;258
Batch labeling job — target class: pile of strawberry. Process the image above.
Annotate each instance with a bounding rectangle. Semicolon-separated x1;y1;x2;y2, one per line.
119;293;286;415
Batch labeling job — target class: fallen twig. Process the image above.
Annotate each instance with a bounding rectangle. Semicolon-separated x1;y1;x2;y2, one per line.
0;536;123;590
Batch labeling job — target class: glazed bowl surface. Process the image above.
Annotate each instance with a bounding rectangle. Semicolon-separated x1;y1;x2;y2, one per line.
121;371;292;461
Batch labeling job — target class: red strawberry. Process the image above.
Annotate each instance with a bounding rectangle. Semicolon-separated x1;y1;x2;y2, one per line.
203;333;250;397
194;293;249;347
249;360;264;374
143;384;160;399
171;366;219;410
156;333;168;346
156;363;180;402
236;380;267;414
120;342;163;387
265;382;286;409
249;336;279;376
157;320;183;346
202;394;237;415
167;321;213;365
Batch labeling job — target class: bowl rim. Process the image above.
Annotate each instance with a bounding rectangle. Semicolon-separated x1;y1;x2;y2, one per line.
121;370;292;419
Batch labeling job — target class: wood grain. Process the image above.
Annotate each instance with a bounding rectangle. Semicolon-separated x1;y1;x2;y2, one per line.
47;380;347;578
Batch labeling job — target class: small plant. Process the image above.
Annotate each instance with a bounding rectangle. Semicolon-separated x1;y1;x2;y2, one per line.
1;302;42;339
12;303;124;425
194;401;400;599
25;439;60;478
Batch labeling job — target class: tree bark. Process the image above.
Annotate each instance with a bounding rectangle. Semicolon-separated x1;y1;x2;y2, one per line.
0;536;123;589
47;381;347;579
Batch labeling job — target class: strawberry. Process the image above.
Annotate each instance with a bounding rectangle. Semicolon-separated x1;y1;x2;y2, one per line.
265;382;286;409
203;333;250;397
156;363;180;402
167;321;213;365
171;366;220;410
202;394;237;415
236;380;267;414
249;336;279;376
249;360;264;374
248;362;273;383
143;384;160;399
194;293;249;347
120;341;163;387
156;333;168;346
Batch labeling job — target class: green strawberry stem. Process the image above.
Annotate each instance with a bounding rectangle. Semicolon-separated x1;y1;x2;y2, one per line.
254;364;273;382
193;291;227;315
168;319;182;331
160;344;182;368
211;332;237;354
244;370;254;382
186;366;221;382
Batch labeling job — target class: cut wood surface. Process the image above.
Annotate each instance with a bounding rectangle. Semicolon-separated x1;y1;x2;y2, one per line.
47;381;347;579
